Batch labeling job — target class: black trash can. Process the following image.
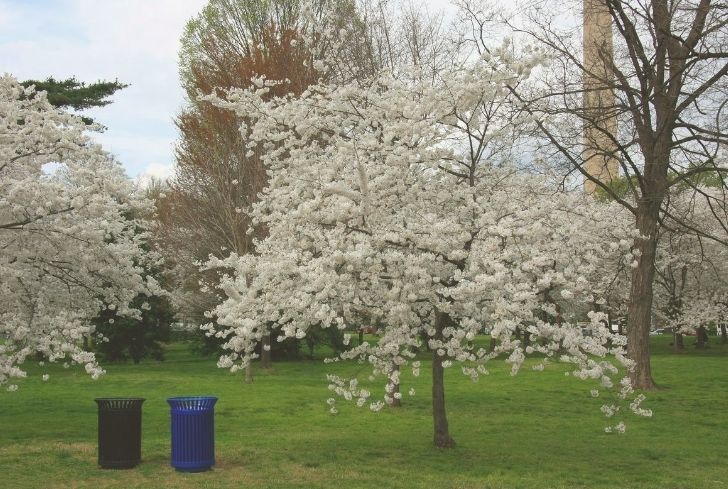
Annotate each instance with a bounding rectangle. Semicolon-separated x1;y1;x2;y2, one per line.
167;396;218;472
95;397;145;469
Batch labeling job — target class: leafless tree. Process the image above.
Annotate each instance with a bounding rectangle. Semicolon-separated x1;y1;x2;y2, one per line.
459;0;728;389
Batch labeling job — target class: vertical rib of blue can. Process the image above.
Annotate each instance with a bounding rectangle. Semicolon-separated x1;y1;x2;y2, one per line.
167;396;218;472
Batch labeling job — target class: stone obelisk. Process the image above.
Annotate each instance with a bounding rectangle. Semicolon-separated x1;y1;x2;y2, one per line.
583;0;619;193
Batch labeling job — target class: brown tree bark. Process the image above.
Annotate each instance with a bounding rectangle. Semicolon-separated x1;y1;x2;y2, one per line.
432;311;455;448
721;324;727;344
389;365;401;408
695;326;708;349
674;332;684;352
244;363;253;384
626;200;661;390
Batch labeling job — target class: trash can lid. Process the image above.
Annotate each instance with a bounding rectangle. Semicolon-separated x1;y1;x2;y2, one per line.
94;398;146;409
167;396;218;410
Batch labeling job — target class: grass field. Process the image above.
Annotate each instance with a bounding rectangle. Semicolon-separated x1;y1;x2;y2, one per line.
1;335;727;489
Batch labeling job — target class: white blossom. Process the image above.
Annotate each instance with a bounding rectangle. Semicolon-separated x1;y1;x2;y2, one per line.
0;75;158;389
200;24;649;432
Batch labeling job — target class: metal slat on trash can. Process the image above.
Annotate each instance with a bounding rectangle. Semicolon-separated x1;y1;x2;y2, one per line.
167;396;217;472
95;397;145;469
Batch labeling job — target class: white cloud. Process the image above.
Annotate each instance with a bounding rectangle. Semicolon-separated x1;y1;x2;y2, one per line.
0;7;14;27
135;162;176;188
92;131;176;176
0;0;207;177
1;0;455;178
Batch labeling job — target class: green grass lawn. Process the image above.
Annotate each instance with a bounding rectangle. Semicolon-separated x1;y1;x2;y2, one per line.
1;335;727;489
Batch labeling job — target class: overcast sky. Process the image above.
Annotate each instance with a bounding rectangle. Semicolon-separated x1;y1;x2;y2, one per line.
1;0;453;182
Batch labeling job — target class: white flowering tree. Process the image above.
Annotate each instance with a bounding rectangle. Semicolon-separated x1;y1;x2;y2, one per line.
202;29;651;446
653;189;728;348
487;0;728;390
0;75;157;390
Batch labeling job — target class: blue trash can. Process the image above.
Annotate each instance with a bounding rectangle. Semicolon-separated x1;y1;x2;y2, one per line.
167;396;218;472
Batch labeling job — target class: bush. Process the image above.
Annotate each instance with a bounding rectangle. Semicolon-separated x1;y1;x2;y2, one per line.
94;296;172;363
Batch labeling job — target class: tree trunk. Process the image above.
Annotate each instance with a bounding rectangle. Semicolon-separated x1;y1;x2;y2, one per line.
244;363;253;384
432;311;455;448
721;324;727;344
389;365;401;408
626;204;660;390
261;333;272;369
674;332;684;352
695;326;708;349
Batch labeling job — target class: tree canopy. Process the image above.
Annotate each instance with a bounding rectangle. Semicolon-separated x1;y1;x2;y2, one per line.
201;17;652;447
19;77;128;125
0;75;157;390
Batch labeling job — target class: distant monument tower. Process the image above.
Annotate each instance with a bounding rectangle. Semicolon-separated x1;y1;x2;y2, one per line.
583;0;619;193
